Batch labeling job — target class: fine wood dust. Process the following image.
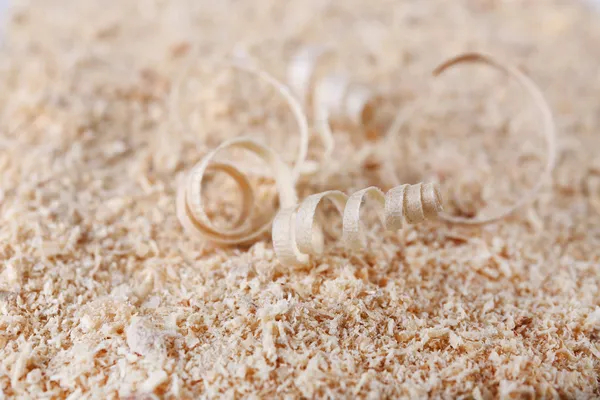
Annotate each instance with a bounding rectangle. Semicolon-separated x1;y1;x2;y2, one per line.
0;0;600;398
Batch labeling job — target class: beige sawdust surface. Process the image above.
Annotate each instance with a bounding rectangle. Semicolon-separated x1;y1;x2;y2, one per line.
1;0;600;398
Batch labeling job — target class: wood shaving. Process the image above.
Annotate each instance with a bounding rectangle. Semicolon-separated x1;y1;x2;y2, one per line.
387;52;557;225
287;45;382;164
175;60;442;265
273;183;442;265
176;63;306;244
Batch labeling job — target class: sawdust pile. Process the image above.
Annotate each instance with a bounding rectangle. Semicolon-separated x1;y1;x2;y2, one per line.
1;0;600;398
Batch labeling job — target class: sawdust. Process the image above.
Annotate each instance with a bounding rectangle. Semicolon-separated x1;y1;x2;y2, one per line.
1;0;600;398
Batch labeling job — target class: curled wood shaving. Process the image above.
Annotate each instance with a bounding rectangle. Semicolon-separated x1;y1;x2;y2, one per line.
287;46;380;165
272;182;443;266
286;45;330;106
177;52;555;264
387;52;557;225
176;63;309;244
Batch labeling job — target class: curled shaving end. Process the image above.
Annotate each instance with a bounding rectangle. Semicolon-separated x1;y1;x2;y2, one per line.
176;63;309;244
287;46;380;168
272;182;443;266
432;52;557;225
386;52;557;226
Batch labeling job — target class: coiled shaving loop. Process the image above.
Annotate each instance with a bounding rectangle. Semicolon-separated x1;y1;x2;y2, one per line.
287;46;380;164
175;50;556;268
175;62;308;244
272;182;443;266
385;52;557;226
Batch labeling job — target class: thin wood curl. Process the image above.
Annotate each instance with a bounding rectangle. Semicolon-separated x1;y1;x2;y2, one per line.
175;62;309;244
386;52;557;225
272;182;443;266
287;46;380;169
434;53;557;225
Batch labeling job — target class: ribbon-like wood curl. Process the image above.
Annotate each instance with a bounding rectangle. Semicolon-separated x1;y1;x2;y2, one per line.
272;182;443;266
287;46;380;168
176;51;556;267
175;62;309;244
386;52;557;225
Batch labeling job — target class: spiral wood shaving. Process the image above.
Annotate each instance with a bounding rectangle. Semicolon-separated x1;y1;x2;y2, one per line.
287;46;380;166
386;53;557;225
175;62;308;245
175;52;556;267
272;182;443;266
174;60;441;264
